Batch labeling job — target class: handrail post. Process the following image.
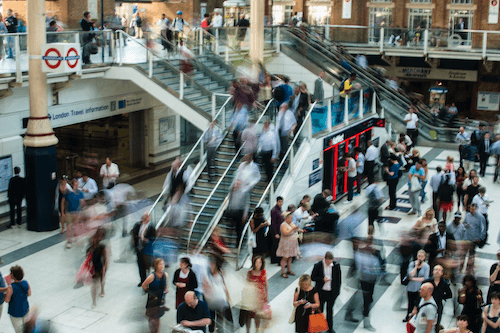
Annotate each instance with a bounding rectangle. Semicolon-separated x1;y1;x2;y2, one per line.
379;27;384;54
75;32;80;44
327;100;332;131
119;31;124;66
423;29;429;55
180;72;184;100
325;26;330;40
344;96;349;125
148;51;153;78
483;32;488;59
222;105;226;128
200;138;205;163
199;29;204;56
277;27;281;53
359;89;364;118
290;145;295;173
15;35;21;83
372;91;377;114
211;93;216;119
225;45;229;62
381;107;385;118
388;122;392;137
308;113;313;139
111;31;116;62
215;29;219;55
270;183;274;210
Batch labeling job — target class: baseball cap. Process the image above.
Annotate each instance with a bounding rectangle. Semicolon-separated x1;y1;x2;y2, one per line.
177;11;183;15
454;211;462;218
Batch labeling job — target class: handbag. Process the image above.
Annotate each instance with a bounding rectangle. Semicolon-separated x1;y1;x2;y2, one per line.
410;175;422;192
308;310;329;333
75;252;94;285
255;303;272;320
289;306;297;324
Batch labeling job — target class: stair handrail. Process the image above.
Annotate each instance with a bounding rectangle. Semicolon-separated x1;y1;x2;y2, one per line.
148;94;233;223
117;30;228;106
235;100;317;270
186;98;275;251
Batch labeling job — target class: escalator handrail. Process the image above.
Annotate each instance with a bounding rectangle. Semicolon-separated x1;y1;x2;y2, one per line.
186;99;275;251
235;99;320;270
147;95;233;217
298;27;467;128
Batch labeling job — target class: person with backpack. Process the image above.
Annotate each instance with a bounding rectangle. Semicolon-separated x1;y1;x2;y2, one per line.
340;73;357;100
438;173;455;223
407;282;438;333
172;11;189;50
365;182;385;235
135;12;143;38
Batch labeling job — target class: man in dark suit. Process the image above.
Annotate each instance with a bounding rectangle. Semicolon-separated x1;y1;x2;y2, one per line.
132;212;156;286
311;189;339;233
380;139;392;167
424;221;455;268
478;132;492;177
311;251;342;333
7;166;26;228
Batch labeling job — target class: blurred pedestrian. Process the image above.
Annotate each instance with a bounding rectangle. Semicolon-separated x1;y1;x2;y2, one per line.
61;178;85;248
241;256;269;333
203;255;232;333
365;182;384;235
5;265;31;333
463;203;486;273
292;274;320;333
276;102;297;159
78;171;98;200
204;121;223;180
259;118;280;182
385;155;401;210
132;213;156;287
241;117;258;156
173;257;198;309
408;160;425;216
355;147;365;195
162;157;193;202
89;228;108;308
142;258;169;333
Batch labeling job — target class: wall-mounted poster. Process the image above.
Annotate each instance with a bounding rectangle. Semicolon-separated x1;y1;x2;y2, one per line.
159;116;176;144
342;0;352;19
0;155;13;192
477;91;500;111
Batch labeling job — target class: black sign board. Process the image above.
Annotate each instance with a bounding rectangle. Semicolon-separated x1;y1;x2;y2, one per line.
323;116;378;148
378;216;402;224
309;169;322;187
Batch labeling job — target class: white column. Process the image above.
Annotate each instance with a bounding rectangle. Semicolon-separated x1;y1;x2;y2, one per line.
327;100;332;131
250;0;264;63
423;29;429;55
372;91;377;114
24;0;58;147
483;32;488;59
344;97;349;125
359;89;364;118
379;27;384;54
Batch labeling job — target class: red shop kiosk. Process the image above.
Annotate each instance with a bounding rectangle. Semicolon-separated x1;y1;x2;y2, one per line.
323;117;385;201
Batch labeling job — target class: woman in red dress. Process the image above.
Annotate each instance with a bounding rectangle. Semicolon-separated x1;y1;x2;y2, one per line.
172;257;198;309
243;256;269;332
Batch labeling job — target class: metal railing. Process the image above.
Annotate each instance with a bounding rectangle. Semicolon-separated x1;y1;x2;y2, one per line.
148;94;233;228
186;98;275;252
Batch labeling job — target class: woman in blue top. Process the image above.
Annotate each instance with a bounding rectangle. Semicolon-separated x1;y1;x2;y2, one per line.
482;292;500;333
385;155;401;210
5;265;31;333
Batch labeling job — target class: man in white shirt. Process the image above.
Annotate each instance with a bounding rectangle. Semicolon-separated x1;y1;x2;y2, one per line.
364;140;379;184
409;283;437;333
172;11;189;49
355;147;365;195
292;202;315;228
276;103;297;159
429;166;444;217
472;186;490;235
455;126;470;166
78;171;98;200
203;121;222;180
157;13;171;50
211;10;223;28
259;119;280;182
345;153;357;204
100;157;120;189
311;251;341;333
356;54;368;70
404;106;419;147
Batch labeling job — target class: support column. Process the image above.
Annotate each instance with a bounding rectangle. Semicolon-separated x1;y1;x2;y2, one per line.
250;0;264;64
24;0;59;232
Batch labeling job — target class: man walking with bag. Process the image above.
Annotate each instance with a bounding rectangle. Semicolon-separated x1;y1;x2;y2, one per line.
311;251;341;333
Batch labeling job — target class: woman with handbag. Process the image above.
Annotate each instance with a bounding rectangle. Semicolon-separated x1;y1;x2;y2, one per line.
203;255;233;333
173;257;198;309
250;207;270;261
241;256;269;333
459;274;484;333
292;274;321;333
142;258;169;333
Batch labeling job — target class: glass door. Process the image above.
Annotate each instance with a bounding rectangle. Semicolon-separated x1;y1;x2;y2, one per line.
449;9;473;47
368;7;392;44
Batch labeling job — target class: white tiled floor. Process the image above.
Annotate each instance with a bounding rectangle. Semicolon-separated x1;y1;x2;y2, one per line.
0;146;499;333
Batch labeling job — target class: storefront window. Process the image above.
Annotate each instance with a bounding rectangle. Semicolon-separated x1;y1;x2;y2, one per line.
368;7;392;44
408;8;432;29
410;0;432;2
370;0;392;2
272;5;293;25
308;6;331;25
451;0;473;3
449;9;473;46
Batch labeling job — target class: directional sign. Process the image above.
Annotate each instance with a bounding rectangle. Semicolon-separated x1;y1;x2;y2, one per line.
42;43;81;73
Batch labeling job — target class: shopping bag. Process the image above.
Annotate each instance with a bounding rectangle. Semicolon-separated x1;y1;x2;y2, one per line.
308;310;329;333
75;252;94;285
